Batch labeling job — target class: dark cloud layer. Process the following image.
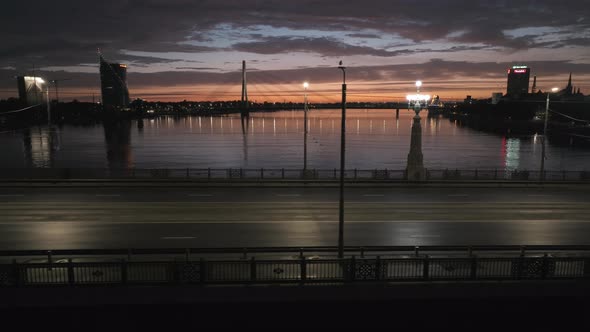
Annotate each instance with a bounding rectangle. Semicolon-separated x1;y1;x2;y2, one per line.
1;1;589;100
2;1;589;66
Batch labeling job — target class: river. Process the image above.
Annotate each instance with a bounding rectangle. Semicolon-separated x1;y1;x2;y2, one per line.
1;109;589;171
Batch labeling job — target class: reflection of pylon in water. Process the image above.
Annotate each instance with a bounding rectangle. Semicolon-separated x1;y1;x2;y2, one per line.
240;61;249;163
241;113;249;162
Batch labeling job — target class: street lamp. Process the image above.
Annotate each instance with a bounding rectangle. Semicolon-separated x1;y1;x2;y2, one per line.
337;61;346;259
405;81;430;181
540;87;559;181
303;82;309;172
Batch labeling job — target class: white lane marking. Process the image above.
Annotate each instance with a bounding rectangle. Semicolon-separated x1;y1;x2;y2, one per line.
95;194;121;197
188;194;213;197
448;194;469;197
0;194;25;197
363;194;385;197
276;194;301;197
161;236;196;240
519;210;554;213
410;234;441;238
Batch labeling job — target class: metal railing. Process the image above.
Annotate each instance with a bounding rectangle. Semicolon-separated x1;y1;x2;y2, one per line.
1;246;590;287
0;167;589;182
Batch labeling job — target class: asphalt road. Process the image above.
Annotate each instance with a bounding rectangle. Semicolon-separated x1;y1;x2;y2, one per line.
1;186;590;250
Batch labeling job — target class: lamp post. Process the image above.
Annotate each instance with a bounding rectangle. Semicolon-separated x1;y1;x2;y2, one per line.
45;82;51;125
337;61;346;259
405;81;430;181
540;87;559;181
303;82;309;172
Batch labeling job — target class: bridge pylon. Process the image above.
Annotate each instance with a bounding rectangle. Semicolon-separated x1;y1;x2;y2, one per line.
241;60;249;116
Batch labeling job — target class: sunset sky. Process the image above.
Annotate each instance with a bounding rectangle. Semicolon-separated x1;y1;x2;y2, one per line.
1;1;589;102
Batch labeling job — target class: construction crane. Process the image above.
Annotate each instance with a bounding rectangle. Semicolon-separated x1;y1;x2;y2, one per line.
49;78;72;104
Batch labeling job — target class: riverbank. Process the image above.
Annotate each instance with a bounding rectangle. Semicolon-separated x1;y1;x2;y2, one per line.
440;101;590;146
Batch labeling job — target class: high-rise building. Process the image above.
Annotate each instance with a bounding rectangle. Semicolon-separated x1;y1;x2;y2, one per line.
100;55;130;109
17;76;46;106
506;66;530;97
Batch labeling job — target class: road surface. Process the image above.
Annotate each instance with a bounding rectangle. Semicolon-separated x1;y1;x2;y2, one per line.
1;185;589;250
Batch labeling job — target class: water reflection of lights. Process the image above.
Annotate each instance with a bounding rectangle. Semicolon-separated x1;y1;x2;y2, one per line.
503;137;521;171
23;127;56;168
429;118;437;135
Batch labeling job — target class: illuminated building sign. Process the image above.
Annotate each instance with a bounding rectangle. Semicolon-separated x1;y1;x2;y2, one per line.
513;69;527;73
512;65;528;69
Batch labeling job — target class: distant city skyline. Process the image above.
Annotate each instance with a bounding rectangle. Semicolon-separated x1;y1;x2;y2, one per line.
1;1;589;102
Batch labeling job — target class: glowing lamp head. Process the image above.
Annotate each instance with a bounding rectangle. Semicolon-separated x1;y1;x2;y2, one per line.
406;94;431;101
415;80;422;88
551;87;559;92
303;82;309;89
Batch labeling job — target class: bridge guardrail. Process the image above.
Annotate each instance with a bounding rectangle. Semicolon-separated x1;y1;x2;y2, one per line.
2;254;590;287
2;246;590;287
0;168;589;182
